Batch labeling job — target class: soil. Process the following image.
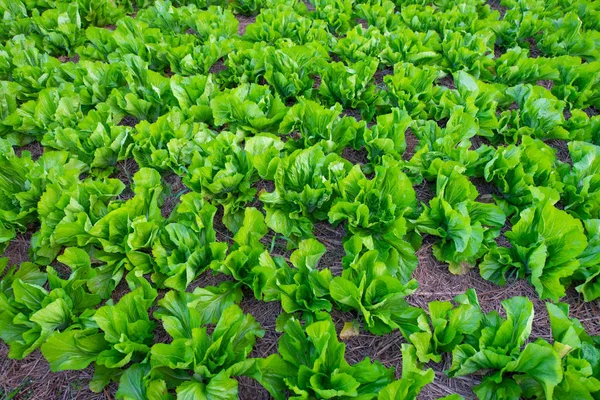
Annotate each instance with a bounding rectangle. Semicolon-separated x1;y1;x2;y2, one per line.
236;15;256;36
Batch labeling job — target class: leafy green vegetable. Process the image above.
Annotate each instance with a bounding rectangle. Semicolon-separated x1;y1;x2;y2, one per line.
266;239;333;317
263;44;325;100
260;145;350;243
415;164;505;274
152;192;227;291
384;62;442;119
148;304;263;398
330;156;419;282
184;131;257;232
255;316;396;398
363;108;411;170
279;98;366;153
409;289;483;363
318;57;381;120
330;249;420;335
448;296;563;400
211;83;288;134
561;141;600;219
2;262;101;360
481;187;587;301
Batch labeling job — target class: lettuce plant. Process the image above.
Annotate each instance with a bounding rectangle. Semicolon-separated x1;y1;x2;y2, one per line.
355;0;401;33
329;156;419;281
410;107;485;180
265;239;334;318
551;60;600;110
212;207;279;299
330;249;421;335
494;47;559;86
263;44;325;100
279;98;366;153
332;25;384;64
211;83;288;134
384;62;442;119
260;145;351;242
437;71;501;138
309;0;354;35
254;316;398;398
363;108;411;170
244;4;332;47
447;297;563;400
415;165;506;274
318;58;381;120
379;28;442;67
184;131;257;232
481;187;587;301
408;289;483;363
41;276;158;391
483;136;563;214
538;12;600;61
503;84;569;140
145;304;263;399
1;261;101;360
560;141;600;219
573;219;600;300
152;193;227;291
0;140;86;252
547;302;600;399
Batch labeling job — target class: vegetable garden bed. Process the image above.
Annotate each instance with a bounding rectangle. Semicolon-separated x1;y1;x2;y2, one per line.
1;0;600;399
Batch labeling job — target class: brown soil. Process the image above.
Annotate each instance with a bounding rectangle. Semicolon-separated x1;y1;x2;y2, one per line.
341;108;362;121
118;115;139;128
341;146;369;166
3;233;32;267
236;15;256;36
585;107;599;117
161;173;189;219
208;59;228;75
58;54;80;63
547;139;572;165
537;79;554;91
525;37;541;58
0;344;116;400
113;158;140;201
14;141;44;161
487;0;507;18
312;74;321;90
438;75;456;90
403;128;419;161
374;68;393;89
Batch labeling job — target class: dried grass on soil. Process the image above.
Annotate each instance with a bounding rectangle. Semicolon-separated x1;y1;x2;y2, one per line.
0;343;116;400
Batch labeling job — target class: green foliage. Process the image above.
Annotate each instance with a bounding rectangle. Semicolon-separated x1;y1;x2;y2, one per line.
211;83;288;134
330;156;419;282
260;145;350;242
318;58;382;120
279;98;366;153
416;164;506;274
3;1;600;398
481;188;587;301
254;316;397;398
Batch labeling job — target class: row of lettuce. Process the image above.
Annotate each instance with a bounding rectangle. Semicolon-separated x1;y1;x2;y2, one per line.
3;231;600;398
2;0;600;119
2;62;600;302
1;0;600;398
2;0;600;63
2;159;600;397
